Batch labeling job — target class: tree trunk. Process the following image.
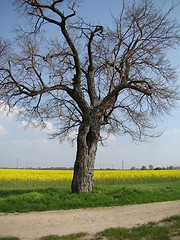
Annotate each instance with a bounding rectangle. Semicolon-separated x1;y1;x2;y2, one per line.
71;116;100;193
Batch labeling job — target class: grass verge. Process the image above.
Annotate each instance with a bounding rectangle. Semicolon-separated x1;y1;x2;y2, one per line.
96;215;180;240
41;233;88;240
0;238;20;240
0;179;180;213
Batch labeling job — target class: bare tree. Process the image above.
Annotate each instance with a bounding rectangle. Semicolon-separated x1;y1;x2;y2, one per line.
0;0;180;193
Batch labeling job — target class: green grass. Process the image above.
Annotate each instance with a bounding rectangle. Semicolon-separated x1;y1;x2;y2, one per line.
41;233;87;240
39;216;180;240
96;215;180;240
98;224;169;240
0;238;20;240
0;178;179;213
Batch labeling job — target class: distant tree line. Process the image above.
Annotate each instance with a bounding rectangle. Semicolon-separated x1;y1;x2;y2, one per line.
131;165;175;170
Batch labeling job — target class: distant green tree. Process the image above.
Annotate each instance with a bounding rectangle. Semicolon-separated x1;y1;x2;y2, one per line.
149;164;154;170
131;166;136;170
141;166;147;170
168;166;174;170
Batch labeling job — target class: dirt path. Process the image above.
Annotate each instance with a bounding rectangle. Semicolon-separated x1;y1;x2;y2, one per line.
0;200;180;240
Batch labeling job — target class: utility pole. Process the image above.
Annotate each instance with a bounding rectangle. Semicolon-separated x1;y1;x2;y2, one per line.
16;158;19;169
122;161;124;170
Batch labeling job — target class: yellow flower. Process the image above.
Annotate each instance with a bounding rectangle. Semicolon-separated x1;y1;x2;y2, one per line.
0;169;179;182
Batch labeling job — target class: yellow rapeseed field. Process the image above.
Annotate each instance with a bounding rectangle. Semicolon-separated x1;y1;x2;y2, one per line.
94;169;180;181
0;169;73;181
0;169;179;182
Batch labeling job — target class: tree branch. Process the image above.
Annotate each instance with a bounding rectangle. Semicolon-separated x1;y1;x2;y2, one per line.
86;26;104;106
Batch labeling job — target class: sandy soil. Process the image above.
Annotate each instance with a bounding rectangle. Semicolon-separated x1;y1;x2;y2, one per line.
0;200;180;240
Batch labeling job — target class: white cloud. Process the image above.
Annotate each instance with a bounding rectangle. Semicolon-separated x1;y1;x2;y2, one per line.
21;120;41;129
0;101;9;111
33;138;49;145
68;131;78;140
107;133;116;141
0;102;9;118
164;128;179;136
21;120;54;133
21;120;39;129
0;102;26;123
11;139;32;146
0;141;7;146
21;120;28;128
44;121;54;133
101;131;116;142
0;124;7;135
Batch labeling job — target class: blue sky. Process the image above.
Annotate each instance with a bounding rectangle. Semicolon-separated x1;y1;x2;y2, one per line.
0;0;180;169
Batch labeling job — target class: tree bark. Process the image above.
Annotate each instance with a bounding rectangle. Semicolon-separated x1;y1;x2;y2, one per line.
71;114;100;193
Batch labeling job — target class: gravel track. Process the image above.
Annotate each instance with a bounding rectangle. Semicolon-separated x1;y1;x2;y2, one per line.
0;200;180;240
